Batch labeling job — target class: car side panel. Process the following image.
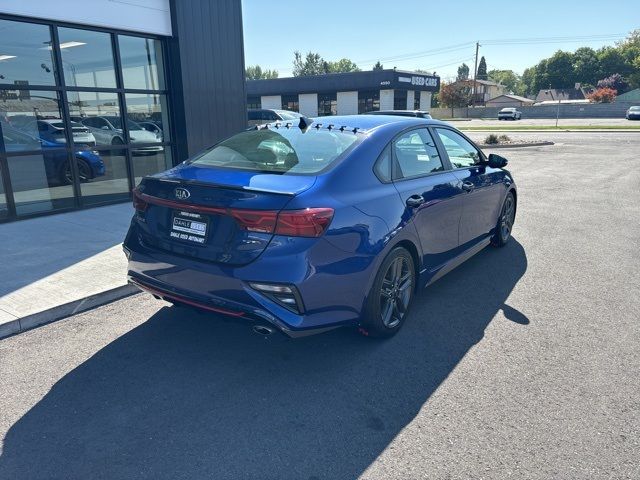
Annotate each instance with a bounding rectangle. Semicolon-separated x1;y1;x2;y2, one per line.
452;166;506;245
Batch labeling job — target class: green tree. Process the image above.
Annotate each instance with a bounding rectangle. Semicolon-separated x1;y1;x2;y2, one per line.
572;47;599;87
521;67;537;96
456;63;470;81
326;58;361;74
245;65;278;80
372;61;384;71
292;51;326;76
487;69;524;95
439;81;471;113
476;56;488;80
292;51;360;76
545;51;576;89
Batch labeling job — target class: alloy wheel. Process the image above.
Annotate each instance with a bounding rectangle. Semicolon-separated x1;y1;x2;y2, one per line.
500;194;515;241
379;256;413;328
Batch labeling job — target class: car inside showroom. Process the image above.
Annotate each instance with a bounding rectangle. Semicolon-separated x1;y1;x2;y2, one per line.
0;0;246;222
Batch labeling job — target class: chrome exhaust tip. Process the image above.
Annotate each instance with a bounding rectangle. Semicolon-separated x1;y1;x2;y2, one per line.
252;325;275;336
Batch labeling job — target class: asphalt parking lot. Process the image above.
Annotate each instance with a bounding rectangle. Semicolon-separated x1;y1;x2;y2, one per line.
1;132;639;480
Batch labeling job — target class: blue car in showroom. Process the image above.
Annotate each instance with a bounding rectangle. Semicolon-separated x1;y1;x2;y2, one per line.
124;115;517;338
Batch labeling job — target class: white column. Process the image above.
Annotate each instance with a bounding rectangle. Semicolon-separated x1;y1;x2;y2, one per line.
337;91;358;115
420;92;432;111
379;89;394;110
261;95;281;110
407;90;415;110
298;93;318;117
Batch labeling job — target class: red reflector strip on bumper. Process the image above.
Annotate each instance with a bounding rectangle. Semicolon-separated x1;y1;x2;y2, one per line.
131;279;245;317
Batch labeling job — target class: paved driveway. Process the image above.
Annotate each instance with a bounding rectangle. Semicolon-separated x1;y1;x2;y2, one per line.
1;133;638;480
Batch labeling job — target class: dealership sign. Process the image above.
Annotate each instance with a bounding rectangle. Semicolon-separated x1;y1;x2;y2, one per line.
397;75;439;88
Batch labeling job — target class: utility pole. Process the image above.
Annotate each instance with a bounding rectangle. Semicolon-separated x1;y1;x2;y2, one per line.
472;41;480;107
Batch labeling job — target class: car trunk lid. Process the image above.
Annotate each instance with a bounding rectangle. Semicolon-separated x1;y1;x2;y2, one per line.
134;164;316;265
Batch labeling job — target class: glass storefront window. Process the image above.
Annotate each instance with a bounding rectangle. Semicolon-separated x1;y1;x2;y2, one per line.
394;90;408;110
281;95;299;112
7;151;75;215
0;20;56;86
125;93;169;143
78;149;130;205
67;91;123;147
118;35;165;90
358;90;380;114
0;19;172;222
0;90;62;151
318;93;337;116
58;27;117;88
132;150;171;186
0;170;7;219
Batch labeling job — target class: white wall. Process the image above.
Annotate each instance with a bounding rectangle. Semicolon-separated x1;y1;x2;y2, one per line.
261;95;282;110
298;93;318;117
379;89;394;110
420;92;432;111
407;91;415;110
0;0;172;36
337;91;358;115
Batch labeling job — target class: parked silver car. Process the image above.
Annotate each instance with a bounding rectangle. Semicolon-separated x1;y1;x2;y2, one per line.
498;108;522;120
74;115;163;154
247;109;303;127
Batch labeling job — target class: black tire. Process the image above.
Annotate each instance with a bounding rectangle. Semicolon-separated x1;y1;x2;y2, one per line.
112;136;124;145
60;159;92;184
491;191;516;247
359;247;415;338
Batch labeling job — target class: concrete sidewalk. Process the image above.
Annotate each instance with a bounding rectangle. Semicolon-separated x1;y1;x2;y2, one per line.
0;203;138;338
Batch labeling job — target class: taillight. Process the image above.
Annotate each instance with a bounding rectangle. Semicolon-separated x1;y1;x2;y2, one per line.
132;188;148;212
233;208;334;237
230;210;278;233
275;208;334;237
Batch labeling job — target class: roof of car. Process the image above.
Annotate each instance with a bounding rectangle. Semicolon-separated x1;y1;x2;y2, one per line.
310;114;448;132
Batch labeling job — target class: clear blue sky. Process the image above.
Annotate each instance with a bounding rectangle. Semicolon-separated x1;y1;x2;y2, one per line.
242;0;639;80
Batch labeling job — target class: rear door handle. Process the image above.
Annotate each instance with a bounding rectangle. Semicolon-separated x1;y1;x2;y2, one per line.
461;181;475;192
406;195;425;208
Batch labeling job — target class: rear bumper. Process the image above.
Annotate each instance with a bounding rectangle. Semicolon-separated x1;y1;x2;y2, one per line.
127;273;337;337
123;223;377;336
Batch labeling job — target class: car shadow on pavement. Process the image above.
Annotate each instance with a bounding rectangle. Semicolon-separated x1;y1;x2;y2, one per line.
0;239;528;480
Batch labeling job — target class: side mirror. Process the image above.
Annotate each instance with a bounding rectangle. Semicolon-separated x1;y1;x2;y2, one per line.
488;153;508;168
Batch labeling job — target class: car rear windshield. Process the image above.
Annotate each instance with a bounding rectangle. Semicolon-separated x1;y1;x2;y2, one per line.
630;106;640;111
189;128;361;174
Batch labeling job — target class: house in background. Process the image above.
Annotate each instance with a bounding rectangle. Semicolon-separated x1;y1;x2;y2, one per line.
615;88;640;102
535;86;594;103
486;94;535;108
448;79;507;106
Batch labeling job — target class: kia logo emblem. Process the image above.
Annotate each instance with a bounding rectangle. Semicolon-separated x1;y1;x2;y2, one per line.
174;187;190;200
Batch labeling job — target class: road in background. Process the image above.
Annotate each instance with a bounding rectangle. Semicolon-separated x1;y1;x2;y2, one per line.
1;133;639;480
451;117;638;128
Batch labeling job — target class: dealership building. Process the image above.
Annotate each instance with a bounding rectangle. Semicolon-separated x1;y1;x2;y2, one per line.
0;0;246;223
247;70;440;117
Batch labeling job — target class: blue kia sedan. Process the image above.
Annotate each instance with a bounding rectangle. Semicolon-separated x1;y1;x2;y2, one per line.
124;115;517;338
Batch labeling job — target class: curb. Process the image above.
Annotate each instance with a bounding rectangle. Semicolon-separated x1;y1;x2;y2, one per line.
479;141;555;149
0;284;140;340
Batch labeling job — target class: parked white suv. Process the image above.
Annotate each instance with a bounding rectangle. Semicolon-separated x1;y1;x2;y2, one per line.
498;108;522;120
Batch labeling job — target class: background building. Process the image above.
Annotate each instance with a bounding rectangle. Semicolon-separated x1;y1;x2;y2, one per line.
247;70;440;117
486;94;535;107
0;0;246;223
